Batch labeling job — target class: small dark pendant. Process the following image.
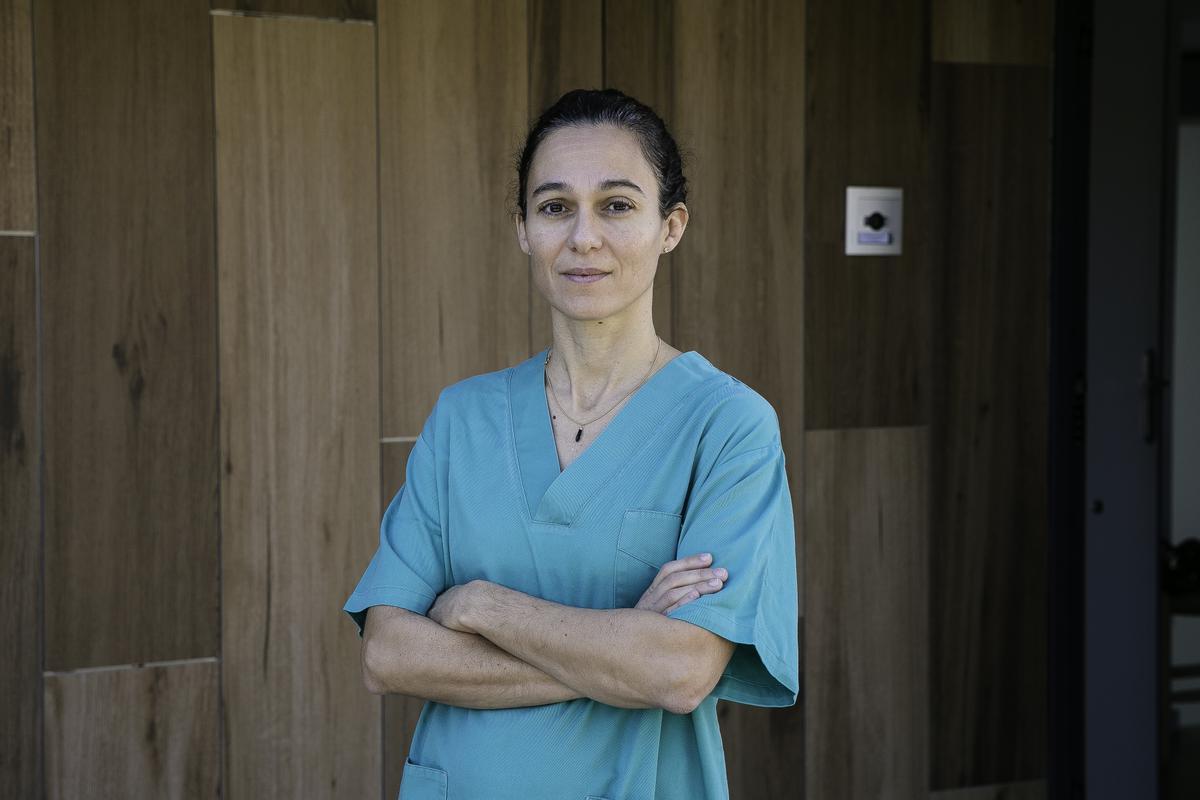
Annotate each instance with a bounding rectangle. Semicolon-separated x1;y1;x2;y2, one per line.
575;428;583;442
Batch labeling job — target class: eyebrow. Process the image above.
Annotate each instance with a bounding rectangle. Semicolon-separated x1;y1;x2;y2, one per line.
531;178;646;197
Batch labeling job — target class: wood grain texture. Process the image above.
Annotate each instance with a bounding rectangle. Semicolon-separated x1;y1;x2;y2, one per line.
929;63;1050;789
0;237;40;799
805;427;929;800
213;14;380;799
529;0;602;112
44;661;219;799
805;0;931;430
36;0;218;670
380;440;426;799
212;0;375;18
607;5;807;796
932;0;1053;65
929;780;1046;800
1;0;35;230
379;0;529;437
527;0;604;352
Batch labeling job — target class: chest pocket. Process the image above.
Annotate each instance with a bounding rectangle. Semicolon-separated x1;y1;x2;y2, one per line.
614;509;683;608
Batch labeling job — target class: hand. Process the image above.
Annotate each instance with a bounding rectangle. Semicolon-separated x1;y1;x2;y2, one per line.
428;580;485;633
634;553;727;614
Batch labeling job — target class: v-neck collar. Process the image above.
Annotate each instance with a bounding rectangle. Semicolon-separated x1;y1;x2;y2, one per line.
509;346;707;525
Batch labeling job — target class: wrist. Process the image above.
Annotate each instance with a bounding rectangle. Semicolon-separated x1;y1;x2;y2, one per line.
462;579;496;633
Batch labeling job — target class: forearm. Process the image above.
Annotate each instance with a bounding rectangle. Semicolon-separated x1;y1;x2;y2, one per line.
464;583;709;714
363;606;582;709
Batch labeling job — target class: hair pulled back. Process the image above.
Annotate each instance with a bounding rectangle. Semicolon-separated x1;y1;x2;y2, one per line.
515;88;688;220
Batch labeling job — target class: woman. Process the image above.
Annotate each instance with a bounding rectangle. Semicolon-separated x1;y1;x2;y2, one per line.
344;88;798;800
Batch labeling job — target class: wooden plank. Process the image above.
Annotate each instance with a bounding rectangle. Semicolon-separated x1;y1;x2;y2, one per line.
528;0;602;113
805;427;929;799
44;661;219;799
211;0;375;19
36;0;218;670
378;0;528;437
805;0;931;429
213;14;380;798
0;237;40;798
0;0;36;230
604;0;674;111
606;4;807;795
929;779;1047;800
380;440;425;799
932;0;1053;66
527;0;603;351
929;63;1050;789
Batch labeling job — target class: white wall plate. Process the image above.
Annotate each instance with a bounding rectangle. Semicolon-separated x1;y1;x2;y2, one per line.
845;186;903;256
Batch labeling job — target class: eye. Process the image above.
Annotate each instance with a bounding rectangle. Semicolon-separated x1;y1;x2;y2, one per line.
538;201;569;216
606;199;635;214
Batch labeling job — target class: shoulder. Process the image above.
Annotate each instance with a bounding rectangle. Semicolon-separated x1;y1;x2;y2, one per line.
436;360;511;408
422;352;533;435
685;352;782;462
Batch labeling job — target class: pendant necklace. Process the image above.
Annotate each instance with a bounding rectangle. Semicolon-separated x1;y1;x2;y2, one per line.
544;337;663;444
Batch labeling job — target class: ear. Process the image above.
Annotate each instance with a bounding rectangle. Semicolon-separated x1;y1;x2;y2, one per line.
515;213;531;255
661;203;689;254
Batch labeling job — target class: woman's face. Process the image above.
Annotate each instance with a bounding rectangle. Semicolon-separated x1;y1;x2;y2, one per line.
516;124;687;324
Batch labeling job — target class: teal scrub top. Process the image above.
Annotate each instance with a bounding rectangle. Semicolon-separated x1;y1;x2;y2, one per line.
344;347;799;800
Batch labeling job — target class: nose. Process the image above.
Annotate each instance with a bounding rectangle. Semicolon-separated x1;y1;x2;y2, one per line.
567;208;602;254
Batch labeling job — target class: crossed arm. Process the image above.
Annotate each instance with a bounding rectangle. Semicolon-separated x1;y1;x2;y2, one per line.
360;554;736;715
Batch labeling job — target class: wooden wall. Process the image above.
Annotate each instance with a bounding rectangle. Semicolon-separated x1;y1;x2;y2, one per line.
0;0;1052;797
804;0;1054;798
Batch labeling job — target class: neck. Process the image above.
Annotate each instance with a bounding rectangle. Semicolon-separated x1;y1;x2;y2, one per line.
546;318;662;416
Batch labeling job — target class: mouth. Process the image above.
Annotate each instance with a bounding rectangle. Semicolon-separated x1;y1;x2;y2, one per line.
561;270;610;284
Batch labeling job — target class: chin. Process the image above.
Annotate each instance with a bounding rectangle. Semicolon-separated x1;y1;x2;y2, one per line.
550;296;624;322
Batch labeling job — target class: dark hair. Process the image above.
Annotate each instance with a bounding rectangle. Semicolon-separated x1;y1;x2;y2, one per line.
514;88;688;219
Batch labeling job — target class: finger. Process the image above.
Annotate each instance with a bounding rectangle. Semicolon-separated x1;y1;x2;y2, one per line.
664;589;701;614
654;566;728;594
656;575;724;609
638;582;698;615
650;552;714;589
644;570;726;613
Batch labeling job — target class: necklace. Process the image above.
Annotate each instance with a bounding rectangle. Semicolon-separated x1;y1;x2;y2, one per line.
544;337;663;444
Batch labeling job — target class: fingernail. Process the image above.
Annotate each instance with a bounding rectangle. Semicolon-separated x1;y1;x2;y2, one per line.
701;553;712;561
714;568;727;579
708;578;722;587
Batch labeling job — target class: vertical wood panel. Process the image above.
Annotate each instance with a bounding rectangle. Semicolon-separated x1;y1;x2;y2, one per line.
929;63;1050;789
380;440;424;799
211;0;375;19
0;237;40;798
527;0;604;351
932;0;1053;66
379;0;528;437
528;0;602;112
805;426;929;799
36;0;218;670
1;0;35;230
214;14;380;799
604;0;674;110
608;2;808;796
805;0;931;430
44;662;219;799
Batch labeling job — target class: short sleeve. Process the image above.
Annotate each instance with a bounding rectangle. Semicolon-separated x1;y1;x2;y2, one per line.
342;414;447;637
665;420;800;707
